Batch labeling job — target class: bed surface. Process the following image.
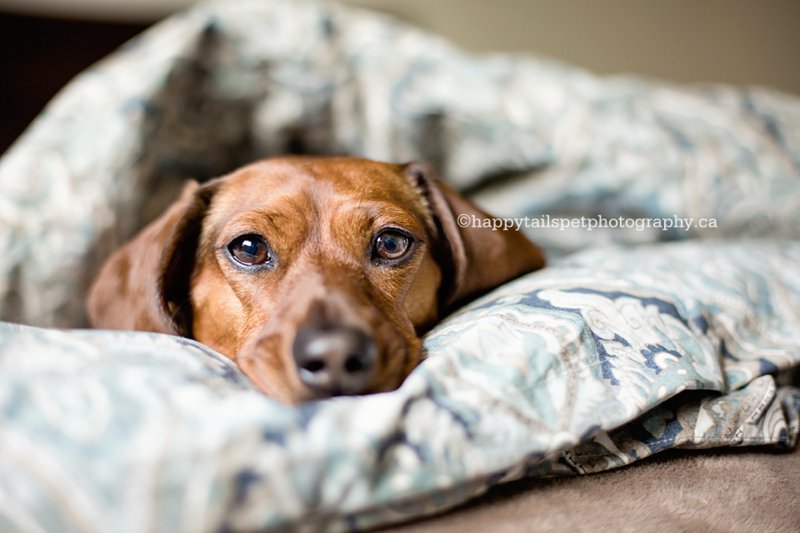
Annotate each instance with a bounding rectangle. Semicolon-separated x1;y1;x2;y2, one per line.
388;447;800;532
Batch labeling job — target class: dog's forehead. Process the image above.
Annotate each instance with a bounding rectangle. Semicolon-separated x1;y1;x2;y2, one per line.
216;157;425;212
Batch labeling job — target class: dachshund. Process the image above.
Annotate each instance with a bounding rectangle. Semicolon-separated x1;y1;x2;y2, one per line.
87;157;545;402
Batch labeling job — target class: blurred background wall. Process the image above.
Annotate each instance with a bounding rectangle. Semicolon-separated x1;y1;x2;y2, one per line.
1;0;798;154
346;0;800;92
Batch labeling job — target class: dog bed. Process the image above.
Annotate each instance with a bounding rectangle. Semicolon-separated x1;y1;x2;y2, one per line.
1;0;799;531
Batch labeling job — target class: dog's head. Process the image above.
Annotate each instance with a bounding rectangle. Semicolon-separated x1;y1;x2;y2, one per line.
88;157;544;402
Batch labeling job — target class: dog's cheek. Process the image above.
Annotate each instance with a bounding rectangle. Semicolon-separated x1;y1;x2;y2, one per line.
402;253;442;332
375;328;421;392
402;334;422;376
190;267;246;358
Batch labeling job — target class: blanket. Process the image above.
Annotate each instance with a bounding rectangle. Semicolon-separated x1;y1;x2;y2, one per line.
0;0;798;531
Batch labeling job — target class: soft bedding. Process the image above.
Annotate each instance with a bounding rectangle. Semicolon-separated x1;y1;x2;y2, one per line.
1;241;798;531
0;0;799;531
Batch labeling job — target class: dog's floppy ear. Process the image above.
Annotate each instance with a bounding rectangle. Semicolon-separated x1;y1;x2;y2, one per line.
87;180;217;335
405;162;545;311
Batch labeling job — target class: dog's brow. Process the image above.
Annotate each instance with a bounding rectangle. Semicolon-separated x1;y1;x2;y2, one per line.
340;201;424;232
213;206;307;243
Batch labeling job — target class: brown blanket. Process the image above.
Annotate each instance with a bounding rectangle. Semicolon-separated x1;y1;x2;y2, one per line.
386;448;800;532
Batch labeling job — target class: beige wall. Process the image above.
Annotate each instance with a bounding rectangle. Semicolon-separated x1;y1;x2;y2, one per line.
343;0;800;95
2;0;796;93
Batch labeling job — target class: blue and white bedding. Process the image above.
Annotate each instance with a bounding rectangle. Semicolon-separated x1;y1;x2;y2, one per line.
0;0;799;531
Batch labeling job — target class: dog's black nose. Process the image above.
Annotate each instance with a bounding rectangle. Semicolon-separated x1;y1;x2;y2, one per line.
292;326;377;396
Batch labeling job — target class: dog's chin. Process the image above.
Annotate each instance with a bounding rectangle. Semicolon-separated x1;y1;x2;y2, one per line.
289;382;395;403
256;379;408;405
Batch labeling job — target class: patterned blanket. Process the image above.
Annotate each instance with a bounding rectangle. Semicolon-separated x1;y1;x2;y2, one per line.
0;0;799;531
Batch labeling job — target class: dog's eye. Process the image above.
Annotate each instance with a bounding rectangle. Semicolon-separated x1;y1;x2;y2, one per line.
372;230;413;264
228;234;272;267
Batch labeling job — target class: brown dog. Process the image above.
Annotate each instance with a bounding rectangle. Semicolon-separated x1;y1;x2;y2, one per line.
87;157;544;402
